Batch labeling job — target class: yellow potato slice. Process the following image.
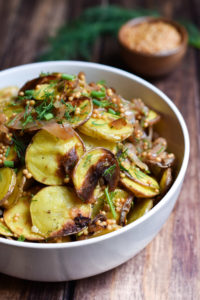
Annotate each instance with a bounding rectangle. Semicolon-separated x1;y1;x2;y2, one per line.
4;196;43;240
145;109;160;126
32;83;57;100
3;169;26;209
160;168;172;195
127;199;153;224
4;145;18;163
79;132;117;153
63;98;93;128
120;162;159;198
79;111;133;142
26;129;84;185
92;188;133;224
30;186;91;238
0;219;13;237
0;168;16;205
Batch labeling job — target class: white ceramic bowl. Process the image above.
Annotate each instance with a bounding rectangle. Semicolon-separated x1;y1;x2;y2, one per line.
0;61;189;282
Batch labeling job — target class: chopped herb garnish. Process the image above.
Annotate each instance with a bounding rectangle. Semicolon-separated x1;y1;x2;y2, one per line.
4;160;14;168
5;146;10;158
83;154;92;168
25;90;35;97
105;187;117;219
91;90;106;99
7;115;19;126
18;235;25;242
103;164;116;177
22;115;33;128
35;99;54;120
132;167;145;180
12;135;26;163
156;146;165;155
61;73;76;80
97;79;106;85
108;108;120;115
40;72;51;77
44;113;54;120
91;121;106;126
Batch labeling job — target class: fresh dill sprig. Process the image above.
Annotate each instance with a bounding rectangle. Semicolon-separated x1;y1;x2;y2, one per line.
38;5;200;62
105;187;117;219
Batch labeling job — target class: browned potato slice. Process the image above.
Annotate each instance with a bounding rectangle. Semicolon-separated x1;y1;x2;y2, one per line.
72;148;120;203
79;132;117;153
79;111;133;142
3;169;26;209
0;168;16;205
127;199;153;224
4;196;44;240
160;168;173;195
26;129;84;185
120;161;160;198
30;186;91;238
0;219;13;237
63;98;93;128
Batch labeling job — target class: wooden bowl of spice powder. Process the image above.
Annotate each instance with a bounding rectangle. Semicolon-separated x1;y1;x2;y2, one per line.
118;17;188;77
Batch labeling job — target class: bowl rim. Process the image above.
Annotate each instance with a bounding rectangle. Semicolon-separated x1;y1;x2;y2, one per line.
118;16;188;58
0;61;190;249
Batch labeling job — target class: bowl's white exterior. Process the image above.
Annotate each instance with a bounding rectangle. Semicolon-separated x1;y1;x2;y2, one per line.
0;62;189;282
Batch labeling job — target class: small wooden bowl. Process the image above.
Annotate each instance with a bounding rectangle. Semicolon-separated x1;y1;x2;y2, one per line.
118;17;188;77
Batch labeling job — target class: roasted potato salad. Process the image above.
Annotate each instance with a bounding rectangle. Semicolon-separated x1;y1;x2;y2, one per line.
0;72;175;242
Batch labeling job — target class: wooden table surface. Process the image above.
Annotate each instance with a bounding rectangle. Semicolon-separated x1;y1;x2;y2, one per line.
0;0;200;299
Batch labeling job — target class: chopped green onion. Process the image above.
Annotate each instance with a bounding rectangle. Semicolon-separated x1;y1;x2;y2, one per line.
5;146;10;158
91;90;106;98
44;113;54;120
18;235;25;242
97;80;106;85
4;160;14;168
91;121;106;126
105;187;117;219
25;90;35;96
92;99;102;106
108;108;120;115
61;73;76;80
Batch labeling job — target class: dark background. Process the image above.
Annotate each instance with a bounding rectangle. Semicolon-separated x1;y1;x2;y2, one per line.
0;0;200;299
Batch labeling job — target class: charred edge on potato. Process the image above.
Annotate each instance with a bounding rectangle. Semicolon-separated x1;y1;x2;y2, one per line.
50;214;91;237
76;151;120;203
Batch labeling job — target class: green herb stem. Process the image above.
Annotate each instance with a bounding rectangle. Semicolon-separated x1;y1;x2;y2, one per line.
4;160;14;168
105;187;117;219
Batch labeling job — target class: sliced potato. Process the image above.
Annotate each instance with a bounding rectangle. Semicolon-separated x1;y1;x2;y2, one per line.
26;129;84;185
79;111;133;142
4;196;43;240
120;162;159;198
92;188;133;225
0;219;13;237
127;198;153;224
0;86;18;107
63;98;93;128
145;109;160;126
160;168;173;195
72;148;120;203
30;186;91;238
3;169;26;209
0;168;16;205
32;84;56;100
79;132;117;153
